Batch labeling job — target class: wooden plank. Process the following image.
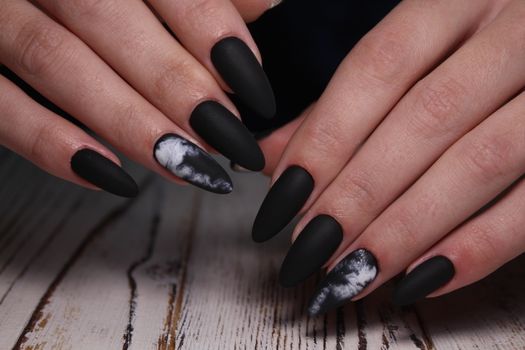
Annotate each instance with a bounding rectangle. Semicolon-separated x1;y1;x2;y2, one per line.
0;152;149;349
171;171;429;349
0;150;524;349
12;177;198;349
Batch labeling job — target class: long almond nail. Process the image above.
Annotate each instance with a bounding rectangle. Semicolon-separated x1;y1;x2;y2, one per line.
308;248;378;316
71;149;138;198
392;256;455;306
190;101;265;171
211;37;276;119
279;215;342;287
154;133;233;194
252;166;314;242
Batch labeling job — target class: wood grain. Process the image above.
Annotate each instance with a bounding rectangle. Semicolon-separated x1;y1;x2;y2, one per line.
0;150;523;349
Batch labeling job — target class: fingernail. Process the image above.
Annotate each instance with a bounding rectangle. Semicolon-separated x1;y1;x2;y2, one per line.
252;166;314;242
392;256;455;306
308;248;378;316
211;37;276;119
154;133;233;194
279;215;343;287
190;101;265;171
71;149;138;198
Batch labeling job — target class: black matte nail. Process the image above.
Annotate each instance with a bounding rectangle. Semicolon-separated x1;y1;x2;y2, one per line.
279;215;343;287
71;149;138;198
252;166;314;242
153;133;233;194
392;256;455;306
308;248;378;316
211;37;276;119
190;101;265;171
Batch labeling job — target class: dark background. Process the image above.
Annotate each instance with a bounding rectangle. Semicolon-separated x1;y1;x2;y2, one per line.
239;0;400;132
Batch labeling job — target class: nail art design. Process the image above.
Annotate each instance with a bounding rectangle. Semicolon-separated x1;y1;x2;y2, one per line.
279;215;343;287
252;166;314;242
308;248;377;316
211;37;276;119
154;134;233;194
71;149;138;198
392;256;455;306
190;101;265;171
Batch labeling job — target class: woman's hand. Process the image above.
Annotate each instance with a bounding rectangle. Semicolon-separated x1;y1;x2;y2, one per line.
253;0;525;315
0;0;277;197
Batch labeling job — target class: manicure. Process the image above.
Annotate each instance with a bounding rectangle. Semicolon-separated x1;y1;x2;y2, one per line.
71;149;138;198
392;255;455;306
279;215;343;287
308;248;378;316
211;37;276;119
154;133;233;194
190;101;265;172
252;166;314;242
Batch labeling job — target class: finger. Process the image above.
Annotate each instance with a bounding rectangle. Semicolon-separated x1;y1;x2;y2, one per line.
230;114;305;174
148;0;276;119
257;106;312;175
35;0;265;171
393;176;525;305
308;90;525;316
230;0;283;22
284;0;525;284
251;0;495;242
0;74;138;197
0;0;233;194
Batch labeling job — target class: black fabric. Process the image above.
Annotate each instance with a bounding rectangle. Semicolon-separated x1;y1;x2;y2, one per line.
239;0;402;132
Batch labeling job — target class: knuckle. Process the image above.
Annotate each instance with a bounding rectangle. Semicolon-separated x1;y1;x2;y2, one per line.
302;119;344;156
29;122;62;160
461;223;500;266
152;59;207;104
337;170;380;214
408;77;467;138
181;0;220;20
461;134;515;183
15;19;72;76
111;103;142;144
384;207;420;250
353;30;410;86
55;0;115;20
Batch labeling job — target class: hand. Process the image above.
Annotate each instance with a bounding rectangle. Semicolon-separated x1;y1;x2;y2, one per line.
0;0;278;197
252;0;525;315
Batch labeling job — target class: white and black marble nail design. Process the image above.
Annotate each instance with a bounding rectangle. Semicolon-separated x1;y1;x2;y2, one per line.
154;134;233;194
308;248;377;316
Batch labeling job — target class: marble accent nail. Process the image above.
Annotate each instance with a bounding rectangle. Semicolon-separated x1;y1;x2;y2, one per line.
308;248;378;316
154;133;233;194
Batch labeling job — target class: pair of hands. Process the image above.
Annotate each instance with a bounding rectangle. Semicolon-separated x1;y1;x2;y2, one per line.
254;0;525;315
1;0;524;316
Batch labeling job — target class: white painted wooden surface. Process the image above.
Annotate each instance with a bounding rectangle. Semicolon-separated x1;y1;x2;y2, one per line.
0;148;524;349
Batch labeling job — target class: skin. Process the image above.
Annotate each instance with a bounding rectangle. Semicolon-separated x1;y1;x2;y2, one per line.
0;0;272;190
262;0;525;302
